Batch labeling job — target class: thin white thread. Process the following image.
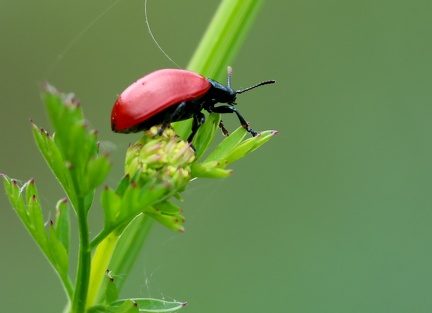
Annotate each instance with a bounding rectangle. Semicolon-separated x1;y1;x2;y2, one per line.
44;0;122;78
144;0;182;69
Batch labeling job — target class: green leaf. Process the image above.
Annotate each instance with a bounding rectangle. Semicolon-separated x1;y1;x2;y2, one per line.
111;300;139;313
2;175;29;226
82;154;112;195
191;113;221;159
107;214;153;293
116;180;169;225
88;232;119;307
145;201;185;232
41;83;111;204
88;301;139;313
112;298;186;313
115;174;133;196
101;186;122;230
54;198;70;253
154;200;182;215
87;305;115;313
190;162;233;178
225;130;279;164
2;175;74;299
31;121;70;191
48;222;69;279
24;178;49;253
92;178;169;251
114;300;139;313
171;120;191;142
204;126;247;163
104;270;119;305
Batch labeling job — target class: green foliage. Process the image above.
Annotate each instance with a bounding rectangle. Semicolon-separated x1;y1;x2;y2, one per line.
2;175;73;298
1;0;276;312
2;82;276;311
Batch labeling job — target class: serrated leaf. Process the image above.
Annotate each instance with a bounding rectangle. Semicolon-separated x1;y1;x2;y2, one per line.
2;175;29;225
204;126;247;163
96;181;170;249
48;222;69;278
42;83;108;203
54;198;70;253
25;179;49;251
112;298;186;313
31;122;69;190
143;201;185;232
117;181;168;223
225;130;278;164
2;176;72;275
145;207;185;232
4;178;46;249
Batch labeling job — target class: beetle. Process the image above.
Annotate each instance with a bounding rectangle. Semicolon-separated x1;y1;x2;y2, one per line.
111;67;275;143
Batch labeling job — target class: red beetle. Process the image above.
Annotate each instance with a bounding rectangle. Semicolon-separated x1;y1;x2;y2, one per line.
111;67;275;142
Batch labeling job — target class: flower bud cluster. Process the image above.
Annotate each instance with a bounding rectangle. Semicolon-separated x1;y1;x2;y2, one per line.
124;127;195;193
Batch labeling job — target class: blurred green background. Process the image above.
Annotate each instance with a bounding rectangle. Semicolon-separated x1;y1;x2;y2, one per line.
1;0;432;312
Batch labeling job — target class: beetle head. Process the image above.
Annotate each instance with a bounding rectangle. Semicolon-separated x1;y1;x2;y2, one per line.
207;67;275;105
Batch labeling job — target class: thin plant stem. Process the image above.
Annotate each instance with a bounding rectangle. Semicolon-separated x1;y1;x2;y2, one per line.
70;195;91;312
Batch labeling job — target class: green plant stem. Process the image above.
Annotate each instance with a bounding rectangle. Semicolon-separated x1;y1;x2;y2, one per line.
90;228;112;250
187;0;265;79
71;197;91;313
175;0;266;138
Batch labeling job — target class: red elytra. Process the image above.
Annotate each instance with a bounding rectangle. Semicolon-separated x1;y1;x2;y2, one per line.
111;68;275;143
111;69;210;132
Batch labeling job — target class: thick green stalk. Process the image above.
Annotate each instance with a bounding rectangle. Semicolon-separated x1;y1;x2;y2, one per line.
187;0;266;78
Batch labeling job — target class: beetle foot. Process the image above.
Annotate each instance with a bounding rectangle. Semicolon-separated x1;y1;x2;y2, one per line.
219;120;229;136
243;122;257;137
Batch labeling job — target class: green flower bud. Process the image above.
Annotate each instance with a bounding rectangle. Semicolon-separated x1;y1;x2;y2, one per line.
124;127;195;194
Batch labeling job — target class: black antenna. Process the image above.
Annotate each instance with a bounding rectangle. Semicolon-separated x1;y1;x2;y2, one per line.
236;80;276;94
227;66;275;94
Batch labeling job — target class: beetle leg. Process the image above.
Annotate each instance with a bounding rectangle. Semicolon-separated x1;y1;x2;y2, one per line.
187;112;206;143
219;120;229;136
155;122;171;136
211;105;258;136
170;101;188;120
